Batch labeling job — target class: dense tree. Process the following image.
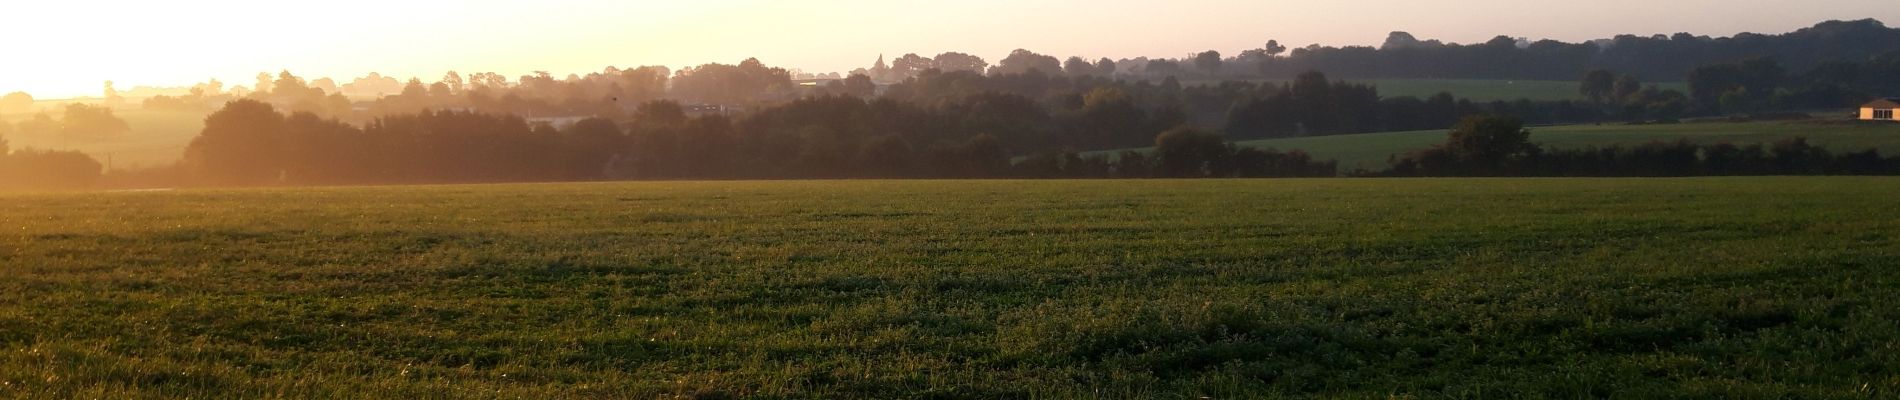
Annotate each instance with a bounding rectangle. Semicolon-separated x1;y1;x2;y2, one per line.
1225;71;1386;138
1194;50;1223;75
1145;59;1184;77
58;104;131;139
1581;70;1615;103
1446;115;1533;169
890;53;935;81
342;72;404;97
279;112;365;184
1612;75;1643;102
671;58;792;105
1154;126;1230;177
1094;58;1118;76
184;100;287;186
991;49;1062;75
1248;19;1900;82
0;92;33;114
1063;87;1153;148
932;52;989;74
440;71;465;93
0;149;102;190
824;74;877;98
1063;56;1096;76
560;118;625;179
15;113;57;138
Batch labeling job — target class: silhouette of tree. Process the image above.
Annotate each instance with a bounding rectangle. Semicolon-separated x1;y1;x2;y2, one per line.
15;113;57;137
633;100;688;126
671;58;792;105
932;52;989;73
441;71;465;93
1064;56;1096;76
826;74;876;97
1613;75;1643;103
890;53;934;81
1094;58;1117;76
0;92;33;114
1145;59;1184;77
280;112;364;184
991;49;1062;75
560;118;625;179
58;104;131;139
1444;114;1534;173
103;81;125;108
1265;40;1288;57
1154;126;1230;177
1194;50;1223;75
0;149;101;190
1580;70;1615;103
184;100;286;185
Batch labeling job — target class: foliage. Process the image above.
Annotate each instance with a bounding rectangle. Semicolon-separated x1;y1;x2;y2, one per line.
0;148;101;190
56;104;132;140
1254;19;1900;82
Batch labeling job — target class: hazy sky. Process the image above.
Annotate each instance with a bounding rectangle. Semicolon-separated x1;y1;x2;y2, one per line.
5;0;1896;99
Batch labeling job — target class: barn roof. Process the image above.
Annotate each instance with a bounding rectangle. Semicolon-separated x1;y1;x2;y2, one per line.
1866;98;1900;108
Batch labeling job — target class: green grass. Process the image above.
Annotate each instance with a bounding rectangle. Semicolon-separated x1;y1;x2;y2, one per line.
3;178;1899;398
3;109;207;169
1114;120;1900;172
1182;78;1687;102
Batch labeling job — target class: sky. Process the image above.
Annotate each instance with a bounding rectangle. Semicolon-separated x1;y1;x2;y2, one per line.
4;0;1897;99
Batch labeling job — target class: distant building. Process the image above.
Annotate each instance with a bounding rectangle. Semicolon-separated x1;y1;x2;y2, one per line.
526;116;589;129
793;78;842;88
683;103;743;117
1862;98;1900;121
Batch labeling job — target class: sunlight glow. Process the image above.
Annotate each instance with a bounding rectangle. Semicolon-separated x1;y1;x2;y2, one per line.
3;0;1894;99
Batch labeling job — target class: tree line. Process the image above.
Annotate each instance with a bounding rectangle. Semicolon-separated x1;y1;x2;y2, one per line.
172;97;1337;186
1378;115;1900;177
0;120;102;190
10;19;1900;189
846;20;1900;85
1256;19;1900;82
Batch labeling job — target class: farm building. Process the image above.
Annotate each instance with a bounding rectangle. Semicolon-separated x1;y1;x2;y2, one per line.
1863;98;1900;121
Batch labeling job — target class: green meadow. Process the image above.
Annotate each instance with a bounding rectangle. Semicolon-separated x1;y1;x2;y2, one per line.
1182;78;1688;102
3;178;1897;398
1093;120;1900;172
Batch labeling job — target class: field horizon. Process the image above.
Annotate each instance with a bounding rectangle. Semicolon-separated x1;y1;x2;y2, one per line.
7;8;1900;397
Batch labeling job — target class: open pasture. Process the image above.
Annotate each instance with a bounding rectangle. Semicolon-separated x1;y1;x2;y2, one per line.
2;178;1897;398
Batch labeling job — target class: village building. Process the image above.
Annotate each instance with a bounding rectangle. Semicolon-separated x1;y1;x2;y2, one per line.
1861;98;1900;121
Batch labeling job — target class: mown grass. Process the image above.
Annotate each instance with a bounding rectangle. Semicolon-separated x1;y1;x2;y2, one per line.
2;178;1898;398
1093;120;1900;172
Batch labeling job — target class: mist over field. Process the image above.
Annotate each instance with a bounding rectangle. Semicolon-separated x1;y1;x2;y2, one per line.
5;2;1900;398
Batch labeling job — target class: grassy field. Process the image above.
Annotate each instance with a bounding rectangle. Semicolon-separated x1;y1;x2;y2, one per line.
1137;120;1900;172
3;178;1898;398
1181;78;1688;102
3;109;207;169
